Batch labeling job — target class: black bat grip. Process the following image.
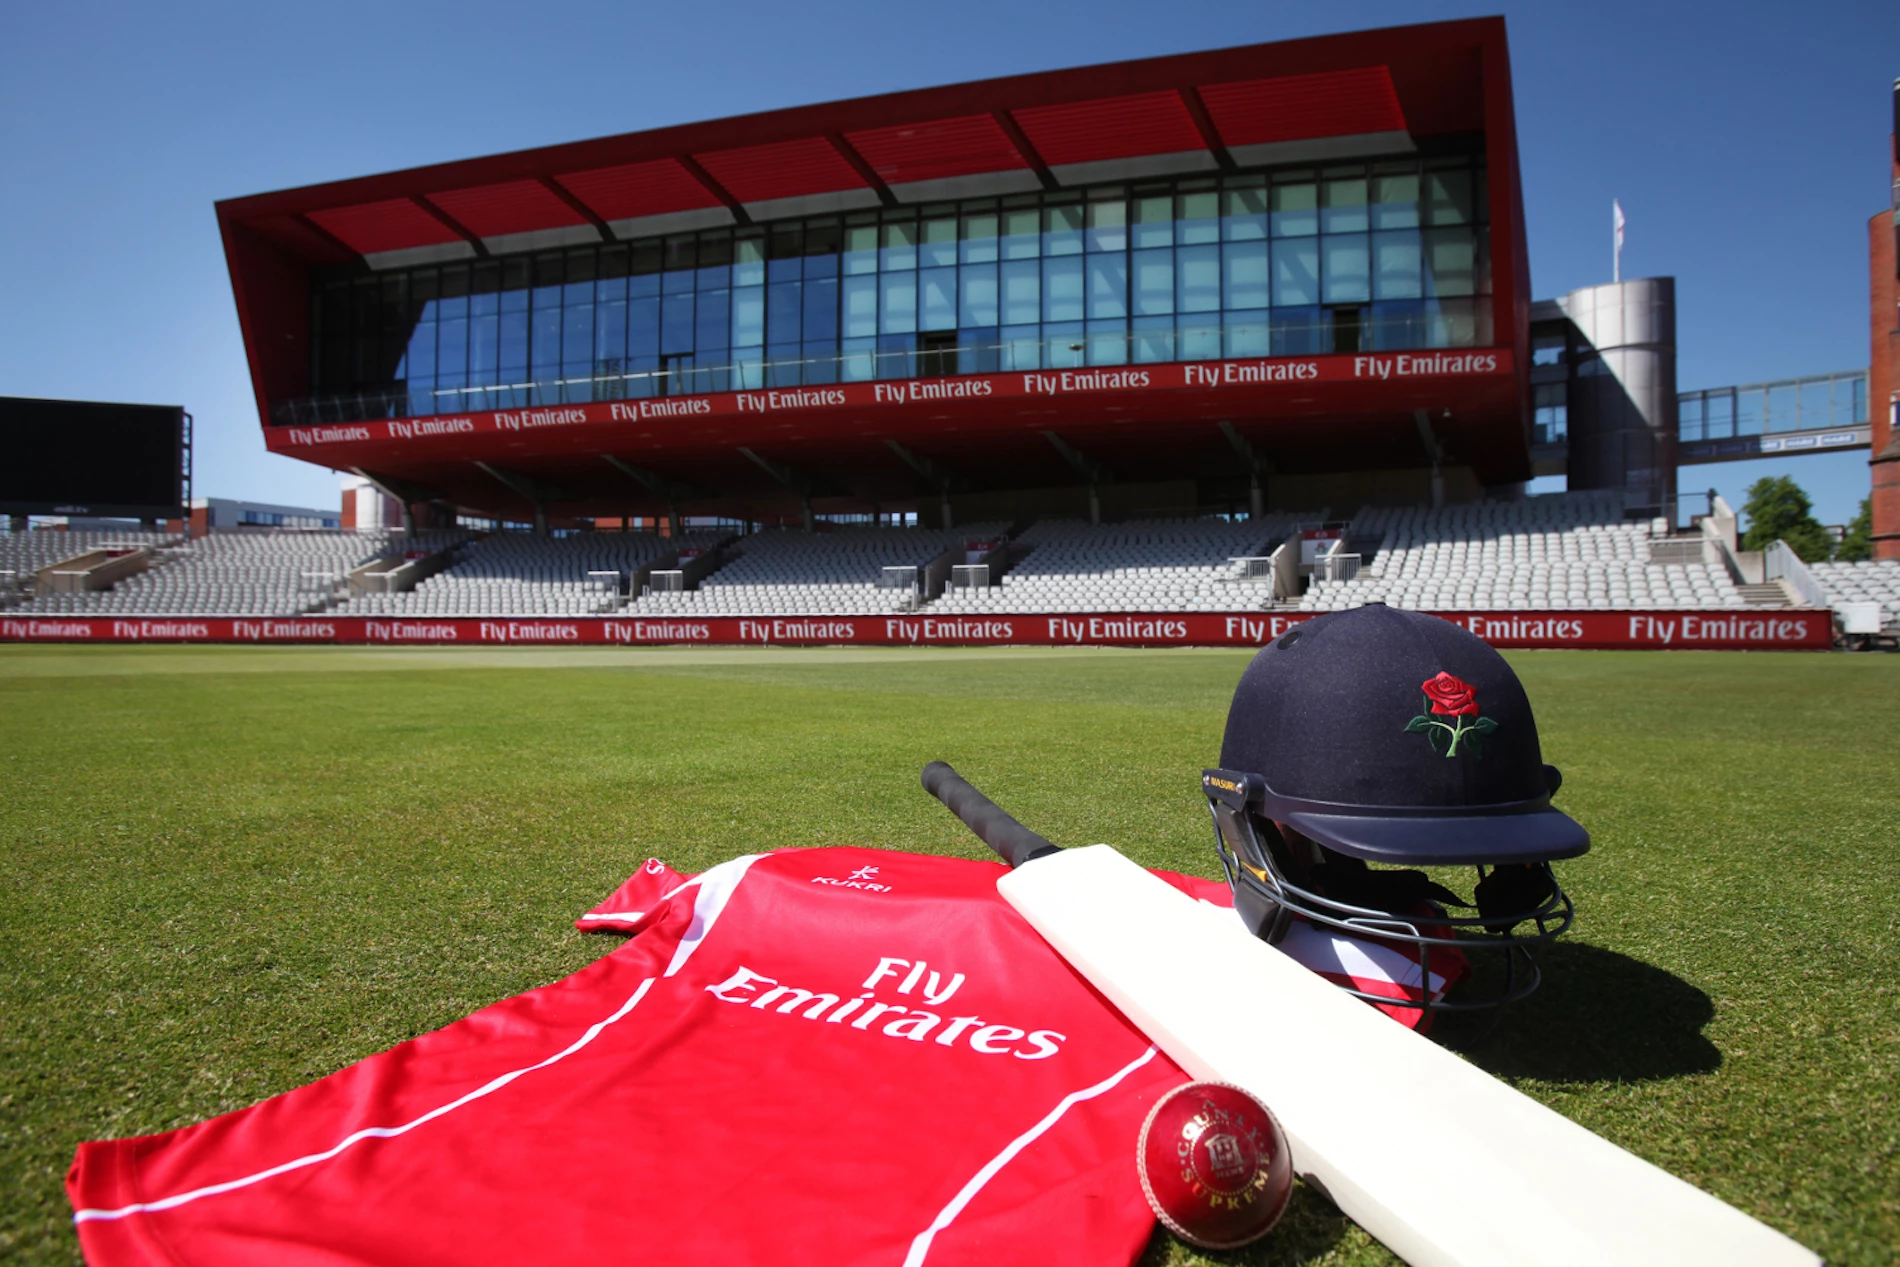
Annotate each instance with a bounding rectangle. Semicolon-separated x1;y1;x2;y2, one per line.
921;761;1060;868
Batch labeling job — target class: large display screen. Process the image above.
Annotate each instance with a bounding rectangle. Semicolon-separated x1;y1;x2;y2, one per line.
0;397;186;518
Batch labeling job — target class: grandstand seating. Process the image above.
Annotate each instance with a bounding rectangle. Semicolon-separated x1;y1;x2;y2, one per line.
7;496;1840;623
0;529;176;604
333;531;720;617
11;531;449;616
1810;560;1900;628
1300;494;1749;612
626;524;1008;617
930;517;1302;614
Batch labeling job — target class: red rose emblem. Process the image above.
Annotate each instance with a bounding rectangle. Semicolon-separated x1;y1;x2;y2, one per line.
1420;671;1479;716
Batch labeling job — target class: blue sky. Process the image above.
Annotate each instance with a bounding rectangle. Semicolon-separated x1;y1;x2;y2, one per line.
2;0;1894;526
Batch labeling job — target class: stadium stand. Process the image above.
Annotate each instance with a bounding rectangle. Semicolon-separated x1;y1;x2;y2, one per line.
929;516;1305;614
11;530;446;616
1300;494;1750;612
626;524;1009;616
5;495;1838;623
0;528;177;606
333;531;721;617
1810;560;1900;628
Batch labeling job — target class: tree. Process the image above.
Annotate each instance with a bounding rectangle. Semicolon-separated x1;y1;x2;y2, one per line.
1739;475;1834;562
1836;497;1874;562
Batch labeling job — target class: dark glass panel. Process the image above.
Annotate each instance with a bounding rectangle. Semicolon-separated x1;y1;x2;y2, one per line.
1367;300;1425;351
531;301;562;371
630;241;663;275
663;236;697;271
958;327;1000;374
470;311;500;382
1270;306;1325;355
661;291;695;355
876;334;915;379
804;219;842;258
499;309;529;375
627;296;660;357
768;281;803;343
695;288;730;353
803;275;839;342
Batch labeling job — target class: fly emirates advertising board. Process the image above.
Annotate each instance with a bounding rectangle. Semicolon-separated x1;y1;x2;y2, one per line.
0;611;1833;650
270;351;1511;452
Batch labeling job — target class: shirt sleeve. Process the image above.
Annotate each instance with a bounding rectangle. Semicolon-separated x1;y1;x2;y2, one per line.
573;858;692;933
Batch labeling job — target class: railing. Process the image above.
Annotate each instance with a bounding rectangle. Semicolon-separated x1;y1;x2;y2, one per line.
1762;540;1829;609
270;317;1493;427
1314;552;1363;584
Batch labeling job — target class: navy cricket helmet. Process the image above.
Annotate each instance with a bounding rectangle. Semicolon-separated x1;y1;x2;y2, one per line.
1202;604;1588;1014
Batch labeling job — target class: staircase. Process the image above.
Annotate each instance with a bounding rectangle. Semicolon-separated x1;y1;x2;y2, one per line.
1735;581;1794;608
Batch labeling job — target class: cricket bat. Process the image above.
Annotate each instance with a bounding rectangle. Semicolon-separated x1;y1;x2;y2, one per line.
920;762;1819;1267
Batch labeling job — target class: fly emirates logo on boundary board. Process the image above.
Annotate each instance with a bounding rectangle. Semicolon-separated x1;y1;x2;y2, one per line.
705;954;1067;1060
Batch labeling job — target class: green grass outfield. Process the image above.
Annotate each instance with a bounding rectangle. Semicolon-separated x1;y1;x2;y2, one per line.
1;644;1895;1265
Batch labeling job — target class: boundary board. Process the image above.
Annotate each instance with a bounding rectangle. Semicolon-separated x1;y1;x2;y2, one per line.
0;609;1832;650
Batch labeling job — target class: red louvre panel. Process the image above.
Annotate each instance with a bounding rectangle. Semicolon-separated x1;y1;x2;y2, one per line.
693;137;869;203
555;159;724;222
427;180;585;238
1200;67;1407;146
1011;92;1206;166
844;114;1027;185
306;199;461;255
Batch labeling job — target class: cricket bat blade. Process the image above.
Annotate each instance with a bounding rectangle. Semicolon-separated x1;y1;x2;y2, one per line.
996;845;1818;1267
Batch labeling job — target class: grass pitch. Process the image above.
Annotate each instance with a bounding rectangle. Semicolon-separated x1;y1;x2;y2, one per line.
1;644;1895;1265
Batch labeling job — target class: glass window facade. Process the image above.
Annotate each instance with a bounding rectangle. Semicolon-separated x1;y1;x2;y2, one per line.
293;155;1491;424
1677;371;1866;442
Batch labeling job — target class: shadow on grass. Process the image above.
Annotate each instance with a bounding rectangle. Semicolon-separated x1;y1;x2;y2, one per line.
1135;1179;1353;1266
1435;941;1721;1083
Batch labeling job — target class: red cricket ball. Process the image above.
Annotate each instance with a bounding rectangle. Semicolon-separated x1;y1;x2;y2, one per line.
1137;1081;1293;1250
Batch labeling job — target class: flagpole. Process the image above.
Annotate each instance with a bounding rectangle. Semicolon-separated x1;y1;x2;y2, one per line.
1613;200;1623;284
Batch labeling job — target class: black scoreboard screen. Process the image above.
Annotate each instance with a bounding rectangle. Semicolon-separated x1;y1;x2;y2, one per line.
0;396;186;518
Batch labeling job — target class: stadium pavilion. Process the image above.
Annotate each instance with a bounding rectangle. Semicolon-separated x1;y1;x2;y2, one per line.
217;18;1570;534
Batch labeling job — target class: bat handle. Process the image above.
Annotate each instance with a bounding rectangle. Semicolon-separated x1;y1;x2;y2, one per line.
921;761;1061;868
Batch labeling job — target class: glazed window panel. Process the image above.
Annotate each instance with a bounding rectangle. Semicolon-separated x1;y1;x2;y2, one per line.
1087;255;1128;320
1175;244;1220;313
1042;255;1084;323
1131;248;1174;316
1222;242;1269;310
841;275;878;339
1000;259;1040;326
879;272;917;335
1273;238;1320;306
1372;230;1423;300
919;266;958;332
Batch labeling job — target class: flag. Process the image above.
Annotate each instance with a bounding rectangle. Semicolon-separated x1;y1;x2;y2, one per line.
1613;199;1626;282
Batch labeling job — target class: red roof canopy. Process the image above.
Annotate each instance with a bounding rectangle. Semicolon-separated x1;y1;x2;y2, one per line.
217;18;1530;516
